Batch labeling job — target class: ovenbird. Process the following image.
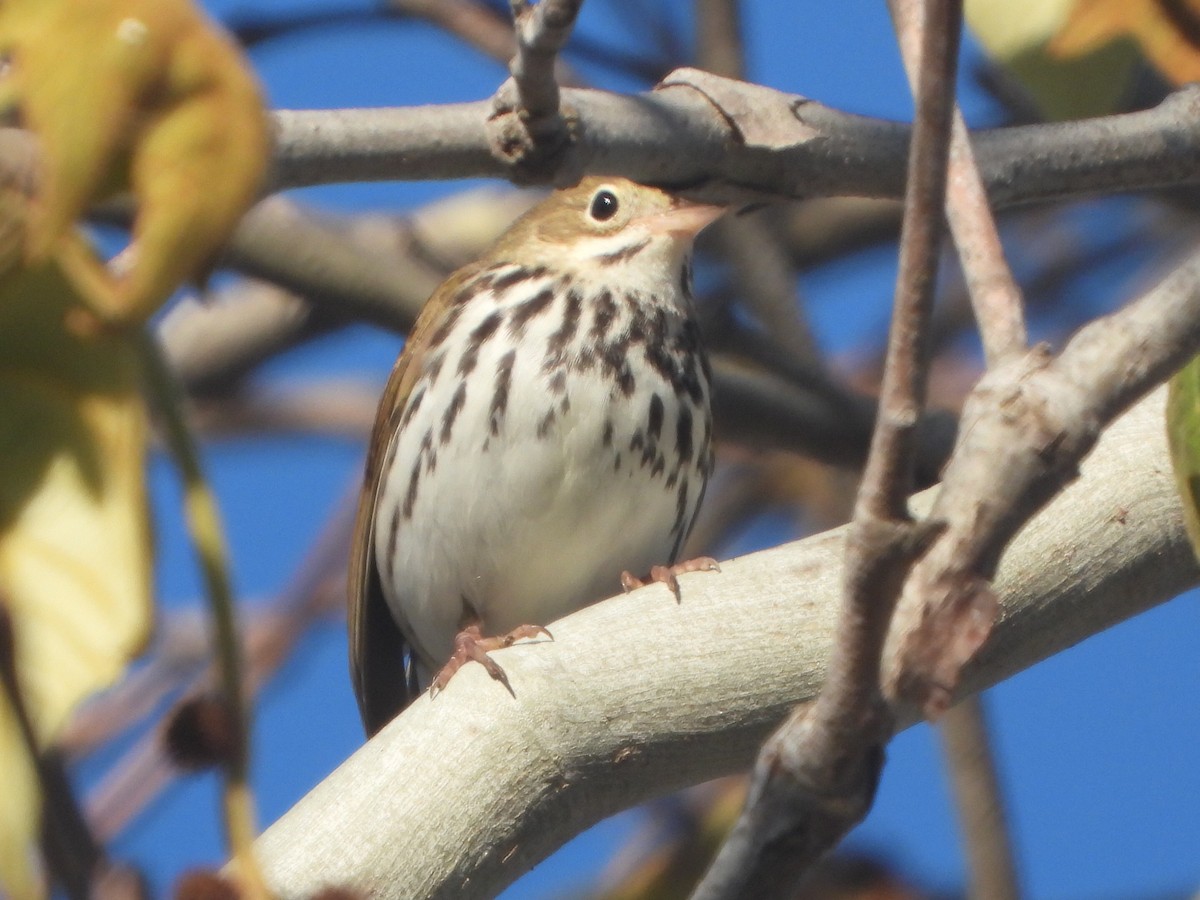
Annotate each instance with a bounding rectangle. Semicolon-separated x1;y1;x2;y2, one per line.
348;177;724;735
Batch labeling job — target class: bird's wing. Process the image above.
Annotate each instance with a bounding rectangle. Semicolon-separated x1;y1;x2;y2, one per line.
348;266;481;736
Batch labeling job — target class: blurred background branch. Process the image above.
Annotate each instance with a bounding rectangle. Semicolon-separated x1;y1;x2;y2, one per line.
22;0;1200;894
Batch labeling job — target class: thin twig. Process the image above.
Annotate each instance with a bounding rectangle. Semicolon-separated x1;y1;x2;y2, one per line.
859;0;959;521
693;0;743;81
889;4;1023;891
230;1;663;82
161;281;331;396
781;198;904;267
714;210;823;370
691;1;962;895
85;489;354;841
887;240;1200;714
692;0;823;368
939;698;1021;900
60;610;207;758
486;0;586;177
137;334;268;900
507;0;584;120
153;187;535;398
705;319;957;485
220;197;444;333
390;0;518;67
191;379;380;439
389;0;608;87
943;114;1027;365
890;0;1025;368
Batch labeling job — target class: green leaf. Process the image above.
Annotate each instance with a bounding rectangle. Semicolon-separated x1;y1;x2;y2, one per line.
1167;355;1200;561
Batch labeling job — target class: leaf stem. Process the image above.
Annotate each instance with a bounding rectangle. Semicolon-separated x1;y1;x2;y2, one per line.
137;330;269;900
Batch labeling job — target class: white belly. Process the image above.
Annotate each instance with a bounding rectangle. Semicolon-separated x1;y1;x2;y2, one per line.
373;266;711;666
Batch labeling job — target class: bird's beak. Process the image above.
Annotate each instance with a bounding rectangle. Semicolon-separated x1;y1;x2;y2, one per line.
638;200;725;237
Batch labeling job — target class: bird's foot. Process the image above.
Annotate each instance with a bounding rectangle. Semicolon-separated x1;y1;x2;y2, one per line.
429;622;553;698
620;556;721;602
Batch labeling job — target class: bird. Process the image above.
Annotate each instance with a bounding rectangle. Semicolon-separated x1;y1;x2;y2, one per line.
348;176;724;736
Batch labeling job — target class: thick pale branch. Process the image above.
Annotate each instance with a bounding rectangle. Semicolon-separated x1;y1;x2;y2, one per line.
269;75;1200;205
253;389;1196;899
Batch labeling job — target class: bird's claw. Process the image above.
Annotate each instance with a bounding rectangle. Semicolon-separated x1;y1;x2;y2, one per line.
428;622;554;699
620;556;721;601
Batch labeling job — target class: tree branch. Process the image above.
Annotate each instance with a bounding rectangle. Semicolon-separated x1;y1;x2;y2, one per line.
890;4;1023;892
389;0;519;70
693;0;744;82
268;75;1200;205
692;0;824;374
505;0;583;121
84;493;354;841
890;0;1026;366
251;388;1196;899
486;0;585;179
886;242;1200;715
693;3;961;893
938;699;1021;900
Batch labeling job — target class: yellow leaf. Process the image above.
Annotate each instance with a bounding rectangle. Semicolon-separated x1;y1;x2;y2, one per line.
1167;355;1200;561
965;0;1140;120
0;0;270;328
0;184;151;899
1052;0;1200;85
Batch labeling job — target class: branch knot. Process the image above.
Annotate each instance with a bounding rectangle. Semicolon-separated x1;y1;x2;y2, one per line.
486;79;580;185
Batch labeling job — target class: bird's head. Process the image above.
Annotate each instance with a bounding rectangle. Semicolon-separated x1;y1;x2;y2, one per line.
490;177;724;289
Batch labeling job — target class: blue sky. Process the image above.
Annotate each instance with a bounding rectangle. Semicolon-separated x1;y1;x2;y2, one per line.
81;1;1200;896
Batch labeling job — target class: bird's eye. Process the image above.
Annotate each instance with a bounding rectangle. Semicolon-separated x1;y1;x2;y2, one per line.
589;189;619;222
